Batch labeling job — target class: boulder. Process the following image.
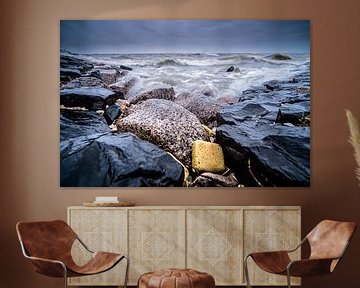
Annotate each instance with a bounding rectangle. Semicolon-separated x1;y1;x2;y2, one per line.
60;54;93;73
216;112;310;187
175;93;225;128
217;94;238;104
270;53;291;60
129;87;175;105
61;76;109;89
116;99;209;166
192;140;225;174
109;77;136;99
276;102;310;126
60;87;122;110
120;65;133;71
60;68;81;81
60;109;110;141
217;102;279;127
104;105;121;125
60;132;184;187
226;66;235;72
216;71;311;187
98;69;118;85
173;92;193;107
190;172;239;187
87;70;102;79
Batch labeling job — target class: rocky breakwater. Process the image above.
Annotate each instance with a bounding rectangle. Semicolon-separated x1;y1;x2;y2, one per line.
61;132;184;187
117;97;209;167
60;54;184;187
216;71;310;186
60;53;94;85
175;92;225;128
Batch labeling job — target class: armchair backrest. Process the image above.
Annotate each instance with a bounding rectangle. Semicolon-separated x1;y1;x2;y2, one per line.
306;220;356;267
16;220;77;261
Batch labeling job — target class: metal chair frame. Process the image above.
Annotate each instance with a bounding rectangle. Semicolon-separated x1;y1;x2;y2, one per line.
18;232;129;288
244;236;350;288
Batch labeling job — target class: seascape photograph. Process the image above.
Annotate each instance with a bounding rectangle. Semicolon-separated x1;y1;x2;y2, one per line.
60;20;310;187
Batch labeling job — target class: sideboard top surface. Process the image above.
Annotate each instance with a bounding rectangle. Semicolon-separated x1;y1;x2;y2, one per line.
68;206;301;210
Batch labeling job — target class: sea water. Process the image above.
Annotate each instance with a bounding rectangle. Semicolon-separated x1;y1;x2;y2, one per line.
81;53;310;100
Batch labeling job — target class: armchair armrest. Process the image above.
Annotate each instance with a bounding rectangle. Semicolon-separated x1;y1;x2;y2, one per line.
76;235;94;253
285;237;307;253
19;240;67;277
28;256;67;277
287;258;336;277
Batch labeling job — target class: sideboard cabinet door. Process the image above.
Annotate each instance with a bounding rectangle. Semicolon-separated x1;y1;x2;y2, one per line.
128;209;186;284
243;208;301;286
67;208;128;286
186;209;243;285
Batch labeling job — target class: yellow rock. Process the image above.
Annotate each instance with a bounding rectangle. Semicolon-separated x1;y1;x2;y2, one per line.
192;140;225;173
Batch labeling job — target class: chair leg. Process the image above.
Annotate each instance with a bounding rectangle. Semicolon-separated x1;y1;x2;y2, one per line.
244;255;252;288
286;269;291;288
123;255;130;288
62;264;68;288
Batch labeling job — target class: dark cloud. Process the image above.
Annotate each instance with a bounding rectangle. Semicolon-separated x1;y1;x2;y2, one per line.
60;20;310;54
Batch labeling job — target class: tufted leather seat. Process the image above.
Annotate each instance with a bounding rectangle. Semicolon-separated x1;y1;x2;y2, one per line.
138;268;215;288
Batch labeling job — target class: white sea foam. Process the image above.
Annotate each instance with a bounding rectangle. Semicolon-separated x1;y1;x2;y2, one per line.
85;53;310;99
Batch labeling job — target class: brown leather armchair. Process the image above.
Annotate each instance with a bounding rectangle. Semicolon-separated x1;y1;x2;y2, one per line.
16;220;129;288
244;220;356;288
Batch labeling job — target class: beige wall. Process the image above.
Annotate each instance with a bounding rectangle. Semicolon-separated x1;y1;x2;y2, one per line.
1;0;360;287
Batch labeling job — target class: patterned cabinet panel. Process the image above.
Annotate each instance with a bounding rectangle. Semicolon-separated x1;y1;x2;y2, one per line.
68;208;127;286
186;209;243;285
243;208;301;286
128;209;186;284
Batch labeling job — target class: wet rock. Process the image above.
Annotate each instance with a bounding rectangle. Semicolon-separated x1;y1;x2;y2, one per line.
216;111;310;187
190;172;239;187
276;102;310;126
217;94;238;104
60;132;184;187
60;53;94;85
216;72;310;187
98;69;118;85
60;68;81;81
192;140;225;173
60;54;93;72
62;76;109;89
174;92;193;107
116;99;209;166
94;64;112;70
120;65;133;71
109;77;136;99
270;53;291;60
175;93;225;128
60;109;110;141
116;99;130;114
292;87;310;94
86;70;102;79
226;66;235;72
104;105;121;125
60;87;122;110
217;102;279;126
129;87;175;105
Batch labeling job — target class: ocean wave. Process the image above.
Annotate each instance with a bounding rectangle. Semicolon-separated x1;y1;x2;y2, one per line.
156;59;183;67
73;52;309;99
219;54;257;62
110;55;134;60
264;53;292;61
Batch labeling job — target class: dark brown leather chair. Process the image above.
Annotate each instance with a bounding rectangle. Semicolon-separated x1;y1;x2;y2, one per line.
16;220;129;288
244;220;356;288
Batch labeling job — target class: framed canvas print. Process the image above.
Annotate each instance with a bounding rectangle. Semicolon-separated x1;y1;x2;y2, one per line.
60;20;310;187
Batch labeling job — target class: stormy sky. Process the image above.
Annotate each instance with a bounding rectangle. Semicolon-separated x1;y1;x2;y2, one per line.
60;20;310;54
